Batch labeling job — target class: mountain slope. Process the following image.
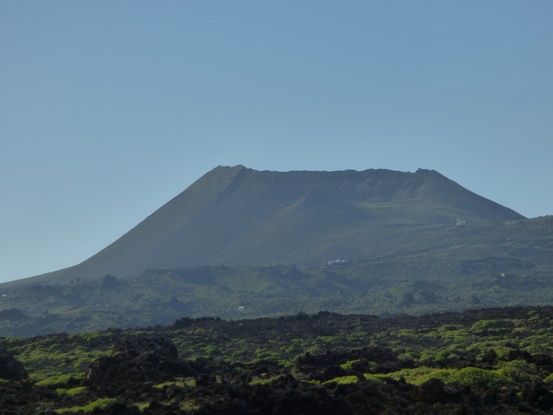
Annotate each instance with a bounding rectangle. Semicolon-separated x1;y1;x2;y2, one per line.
1;215;553;336
4;166;525;288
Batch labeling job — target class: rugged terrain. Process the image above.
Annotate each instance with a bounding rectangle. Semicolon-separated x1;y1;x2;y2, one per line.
2;306;553;414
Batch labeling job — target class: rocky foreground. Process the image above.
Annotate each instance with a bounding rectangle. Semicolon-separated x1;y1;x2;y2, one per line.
2;307;553;413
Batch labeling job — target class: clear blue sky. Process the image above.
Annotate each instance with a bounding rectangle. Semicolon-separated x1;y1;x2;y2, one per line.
1;1;552;283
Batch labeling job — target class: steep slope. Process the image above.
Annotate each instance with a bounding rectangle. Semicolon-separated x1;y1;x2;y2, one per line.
4;166;525;288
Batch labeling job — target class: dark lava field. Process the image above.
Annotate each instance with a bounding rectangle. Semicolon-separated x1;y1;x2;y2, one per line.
2;306;553;414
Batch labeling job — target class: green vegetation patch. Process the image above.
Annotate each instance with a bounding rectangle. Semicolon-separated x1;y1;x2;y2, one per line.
3;306;553;413
373;366;513;387
35;373;82;387
154;377;196;389
55;397;117;413
55;386;87;396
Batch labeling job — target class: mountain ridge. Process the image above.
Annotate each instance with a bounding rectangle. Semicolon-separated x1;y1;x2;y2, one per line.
2;166;525;289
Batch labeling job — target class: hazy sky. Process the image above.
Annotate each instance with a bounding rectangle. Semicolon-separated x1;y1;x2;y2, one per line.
1;1;552;283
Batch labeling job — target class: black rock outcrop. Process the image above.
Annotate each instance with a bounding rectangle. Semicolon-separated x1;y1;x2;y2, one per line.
86;335;195;385
0;347;28;381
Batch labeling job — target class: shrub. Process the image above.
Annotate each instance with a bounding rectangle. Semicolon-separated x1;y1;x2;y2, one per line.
56;386;87;396
410;368;456;385
496;360;538;382
452;367;510;387
55;398;117;413
324;375;359;384
35;373;80;387
66;386;88;396
543;373;553;383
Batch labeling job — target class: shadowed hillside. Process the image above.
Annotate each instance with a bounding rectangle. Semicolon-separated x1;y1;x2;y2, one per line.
4;166;524;289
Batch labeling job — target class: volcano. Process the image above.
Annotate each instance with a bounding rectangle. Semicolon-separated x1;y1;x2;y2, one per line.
8;166;524;287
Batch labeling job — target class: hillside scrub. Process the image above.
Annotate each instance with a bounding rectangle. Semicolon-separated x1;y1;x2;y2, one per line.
1;225;553;338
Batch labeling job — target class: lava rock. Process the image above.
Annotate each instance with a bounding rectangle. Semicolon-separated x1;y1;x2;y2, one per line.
0;347;28;381
86;335;194;385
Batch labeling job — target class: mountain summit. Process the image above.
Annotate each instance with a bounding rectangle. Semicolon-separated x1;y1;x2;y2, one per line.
12;166;524;287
